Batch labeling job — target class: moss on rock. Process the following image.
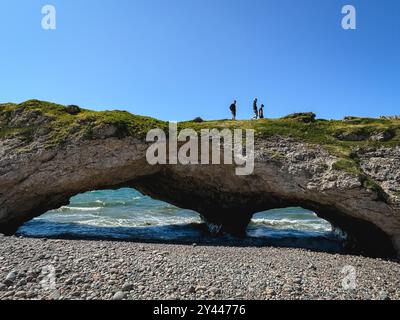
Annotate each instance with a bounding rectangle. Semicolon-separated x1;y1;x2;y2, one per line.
1;100;399;190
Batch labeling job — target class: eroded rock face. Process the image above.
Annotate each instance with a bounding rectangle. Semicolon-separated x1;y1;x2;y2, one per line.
133;139;400;257
334;130;396;142
1;117;400;257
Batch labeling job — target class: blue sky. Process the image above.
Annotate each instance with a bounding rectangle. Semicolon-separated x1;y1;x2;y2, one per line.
0;0;399;121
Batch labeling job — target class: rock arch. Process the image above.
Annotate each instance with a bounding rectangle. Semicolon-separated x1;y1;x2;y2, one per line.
1;101;399;258
1;135;399;258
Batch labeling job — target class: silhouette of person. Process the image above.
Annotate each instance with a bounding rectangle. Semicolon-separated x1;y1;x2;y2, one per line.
259;104;264;119
253;98;258;119
230;100;237;120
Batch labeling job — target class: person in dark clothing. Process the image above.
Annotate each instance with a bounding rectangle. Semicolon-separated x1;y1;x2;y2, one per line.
259;104;264;119
230;100;237;120
253;98;258;119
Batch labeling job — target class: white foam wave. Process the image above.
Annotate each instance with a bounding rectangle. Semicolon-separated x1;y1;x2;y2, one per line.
57;206;103;212
74;215;200;228
252;218;332;232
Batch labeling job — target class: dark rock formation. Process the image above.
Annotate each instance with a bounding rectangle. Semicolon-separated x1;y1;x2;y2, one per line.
283;112;316;123
65;105;81;115
334;129;395;142
191;117;204;123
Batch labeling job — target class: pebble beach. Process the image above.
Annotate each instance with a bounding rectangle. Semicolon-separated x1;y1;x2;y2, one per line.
0;235;399;300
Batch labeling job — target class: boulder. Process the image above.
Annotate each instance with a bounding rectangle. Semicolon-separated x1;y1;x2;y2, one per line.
283;112;316;123
65;105;81;115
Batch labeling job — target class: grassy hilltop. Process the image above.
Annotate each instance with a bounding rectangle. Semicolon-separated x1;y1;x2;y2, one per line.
2;99;399;147
0;100;166;145
1;99;399;173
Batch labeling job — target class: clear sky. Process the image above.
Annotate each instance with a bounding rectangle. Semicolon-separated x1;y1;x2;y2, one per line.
0;0;399;121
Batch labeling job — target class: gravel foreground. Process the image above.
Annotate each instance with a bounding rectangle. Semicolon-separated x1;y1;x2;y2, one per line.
0;235;399;300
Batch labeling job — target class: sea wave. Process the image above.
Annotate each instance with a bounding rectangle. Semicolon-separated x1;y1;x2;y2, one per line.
76;215;201;228
56;206;103;212
64;197;145;209
251;218;332;232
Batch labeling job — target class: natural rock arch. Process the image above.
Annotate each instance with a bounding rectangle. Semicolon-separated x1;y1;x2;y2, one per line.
0;136;399;257
1;101;400;258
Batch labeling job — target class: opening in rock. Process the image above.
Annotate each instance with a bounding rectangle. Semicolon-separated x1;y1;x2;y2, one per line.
247;208;346;253
16;188;346;254
17;188;202;241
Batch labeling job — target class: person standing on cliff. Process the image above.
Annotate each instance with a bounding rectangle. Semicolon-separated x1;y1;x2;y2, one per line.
259;104;264;119
253;98;258;119
230;100;237;120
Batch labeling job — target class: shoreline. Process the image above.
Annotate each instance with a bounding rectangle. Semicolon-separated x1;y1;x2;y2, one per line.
1;235;399;300
16;222;347;256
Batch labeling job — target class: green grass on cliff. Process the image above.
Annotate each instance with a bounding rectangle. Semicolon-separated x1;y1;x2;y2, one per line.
180;116;400;162
180;117;400;148
1;99;399;159
0;100;167;147
179;116;399;199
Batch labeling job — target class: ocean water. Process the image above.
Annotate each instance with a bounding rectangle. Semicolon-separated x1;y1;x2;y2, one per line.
17;188;344;251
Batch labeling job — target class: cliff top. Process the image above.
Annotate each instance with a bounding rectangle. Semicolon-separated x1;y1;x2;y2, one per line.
1;100;399;155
